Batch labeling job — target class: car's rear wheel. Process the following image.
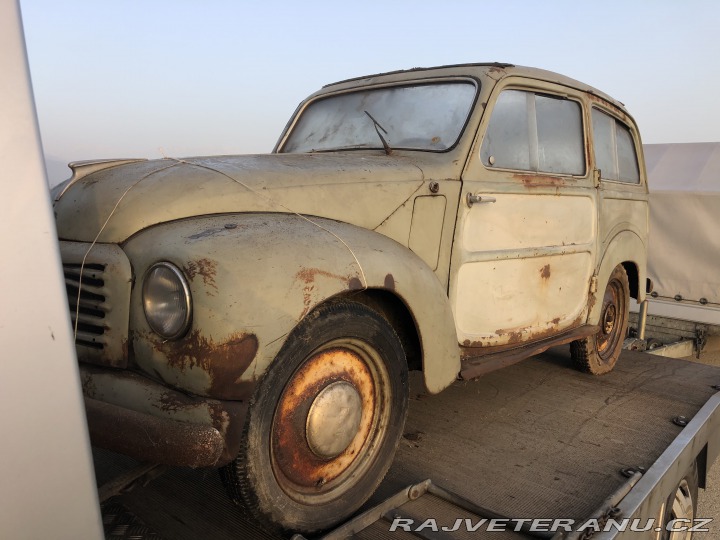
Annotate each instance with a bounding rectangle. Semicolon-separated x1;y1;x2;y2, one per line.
220;301;409;534
571;265;629;374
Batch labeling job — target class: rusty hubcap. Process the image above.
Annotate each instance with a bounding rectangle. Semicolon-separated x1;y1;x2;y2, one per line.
271;340;390;503
306;381;363;459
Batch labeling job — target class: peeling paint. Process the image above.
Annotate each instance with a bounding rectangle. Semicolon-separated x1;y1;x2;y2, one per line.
183;258;219;293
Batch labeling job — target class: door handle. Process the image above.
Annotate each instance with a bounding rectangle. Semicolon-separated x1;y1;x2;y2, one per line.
466;193;497;207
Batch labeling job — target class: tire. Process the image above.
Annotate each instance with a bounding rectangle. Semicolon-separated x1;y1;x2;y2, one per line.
661;461;698;540
219;301;409;534
571;265;630;374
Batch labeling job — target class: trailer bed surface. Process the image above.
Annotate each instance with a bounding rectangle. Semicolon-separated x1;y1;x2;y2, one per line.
95;347;720;539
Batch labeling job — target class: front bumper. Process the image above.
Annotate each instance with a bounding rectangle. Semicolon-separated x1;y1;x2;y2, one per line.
80;365;249;468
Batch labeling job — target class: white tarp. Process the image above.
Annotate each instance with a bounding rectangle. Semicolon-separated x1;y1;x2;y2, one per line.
643;143;720;324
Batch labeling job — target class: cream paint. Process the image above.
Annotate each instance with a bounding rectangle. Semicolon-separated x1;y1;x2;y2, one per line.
462;194;595;252
409;195;447;270
455;252;592;342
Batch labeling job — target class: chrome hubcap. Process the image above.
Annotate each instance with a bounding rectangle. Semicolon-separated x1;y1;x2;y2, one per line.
306;381;363;459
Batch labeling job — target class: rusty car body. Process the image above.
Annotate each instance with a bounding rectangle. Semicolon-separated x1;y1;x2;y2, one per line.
53;63;649;533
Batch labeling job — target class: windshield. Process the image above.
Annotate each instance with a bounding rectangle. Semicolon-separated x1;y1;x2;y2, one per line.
280;82;477;153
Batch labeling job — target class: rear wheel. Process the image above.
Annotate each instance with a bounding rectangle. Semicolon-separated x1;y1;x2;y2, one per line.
220;301;409;534
571;265;629;374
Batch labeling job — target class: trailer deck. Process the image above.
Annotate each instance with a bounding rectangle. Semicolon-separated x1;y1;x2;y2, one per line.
95;347;720;539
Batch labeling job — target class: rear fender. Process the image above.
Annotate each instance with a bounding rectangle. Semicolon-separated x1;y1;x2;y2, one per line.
590;230;647;325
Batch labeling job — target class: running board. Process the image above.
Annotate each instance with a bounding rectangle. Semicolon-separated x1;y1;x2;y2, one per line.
460;325;599;380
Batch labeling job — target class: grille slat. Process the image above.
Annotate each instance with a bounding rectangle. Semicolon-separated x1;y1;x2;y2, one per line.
64;262;108;347
61;242;131;369
75;330;107;349
70;311;110;328
64;278;108;297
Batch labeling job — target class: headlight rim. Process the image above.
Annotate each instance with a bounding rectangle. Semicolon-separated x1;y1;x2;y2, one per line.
142;261;192;340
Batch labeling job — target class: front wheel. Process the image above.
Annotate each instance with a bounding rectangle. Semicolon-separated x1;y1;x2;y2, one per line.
220;301;409;534
571;265;630;374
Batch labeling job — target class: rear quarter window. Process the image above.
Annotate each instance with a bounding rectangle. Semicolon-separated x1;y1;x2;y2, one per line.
591;108;640;183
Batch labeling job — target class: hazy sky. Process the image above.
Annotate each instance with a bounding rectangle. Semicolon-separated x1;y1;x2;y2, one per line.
20;0;720;186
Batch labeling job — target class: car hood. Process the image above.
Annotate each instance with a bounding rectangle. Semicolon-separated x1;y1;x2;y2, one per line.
53;153;428;243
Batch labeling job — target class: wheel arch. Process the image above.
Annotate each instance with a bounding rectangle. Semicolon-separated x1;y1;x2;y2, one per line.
327;288;423;373
590;230;647;325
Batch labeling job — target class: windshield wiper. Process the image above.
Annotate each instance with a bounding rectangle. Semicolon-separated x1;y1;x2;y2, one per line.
364;110;392;155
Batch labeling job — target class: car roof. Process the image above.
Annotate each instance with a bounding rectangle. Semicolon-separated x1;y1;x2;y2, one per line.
322;62;626;112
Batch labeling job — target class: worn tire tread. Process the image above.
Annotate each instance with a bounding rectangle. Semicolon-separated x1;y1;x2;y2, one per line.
220;300;408;535
570;265;629;375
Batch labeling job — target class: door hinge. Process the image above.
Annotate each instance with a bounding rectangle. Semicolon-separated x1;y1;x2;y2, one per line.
593;168;601;188
590;274;598;294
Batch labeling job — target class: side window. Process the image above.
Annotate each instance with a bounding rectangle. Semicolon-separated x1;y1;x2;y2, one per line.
591;108;640;183
481;89;585;175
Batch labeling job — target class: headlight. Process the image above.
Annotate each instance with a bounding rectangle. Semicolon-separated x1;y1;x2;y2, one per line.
142;262;192;340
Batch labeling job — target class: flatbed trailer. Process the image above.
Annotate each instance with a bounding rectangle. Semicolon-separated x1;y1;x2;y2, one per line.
96;346;720;539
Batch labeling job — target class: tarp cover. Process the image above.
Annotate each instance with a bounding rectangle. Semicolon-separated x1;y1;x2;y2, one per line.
644;143;720;307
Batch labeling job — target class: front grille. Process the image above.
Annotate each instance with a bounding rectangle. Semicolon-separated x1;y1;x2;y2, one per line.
60;242;132;368
64;262;108;350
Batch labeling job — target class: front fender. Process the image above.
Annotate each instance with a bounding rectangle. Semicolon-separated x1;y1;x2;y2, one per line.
123;213;459;398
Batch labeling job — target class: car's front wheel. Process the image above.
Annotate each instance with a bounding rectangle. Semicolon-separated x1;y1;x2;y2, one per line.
220;301;409;534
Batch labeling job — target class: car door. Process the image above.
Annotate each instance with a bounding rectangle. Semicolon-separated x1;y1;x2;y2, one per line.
451;80;597;348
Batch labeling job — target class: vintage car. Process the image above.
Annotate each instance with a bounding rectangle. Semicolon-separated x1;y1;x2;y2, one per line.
52;63;649;533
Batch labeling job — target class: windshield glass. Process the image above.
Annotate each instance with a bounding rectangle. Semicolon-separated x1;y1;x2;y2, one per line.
281;82;477;153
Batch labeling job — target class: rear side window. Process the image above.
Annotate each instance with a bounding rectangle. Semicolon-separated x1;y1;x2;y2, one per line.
481;90;585;175
592;108;640;183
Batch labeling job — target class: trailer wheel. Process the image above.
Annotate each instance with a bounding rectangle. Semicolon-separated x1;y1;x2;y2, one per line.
571;265;629;374
661;461;698;540
219;301;409;534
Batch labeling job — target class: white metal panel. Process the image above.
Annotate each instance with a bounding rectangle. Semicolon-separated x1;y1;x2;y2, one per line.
0;2;103;538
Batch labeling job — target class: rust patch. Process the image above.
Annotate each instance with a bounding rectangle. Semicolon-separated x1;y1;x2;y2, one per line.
540;264;551;280
272;348;374;489
158;391;192;413
151;330;258;400
513;173;567;188
495;328;524;346
384;273;395;290
183;258;218;294
295;268;351;317
552;317;561;325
